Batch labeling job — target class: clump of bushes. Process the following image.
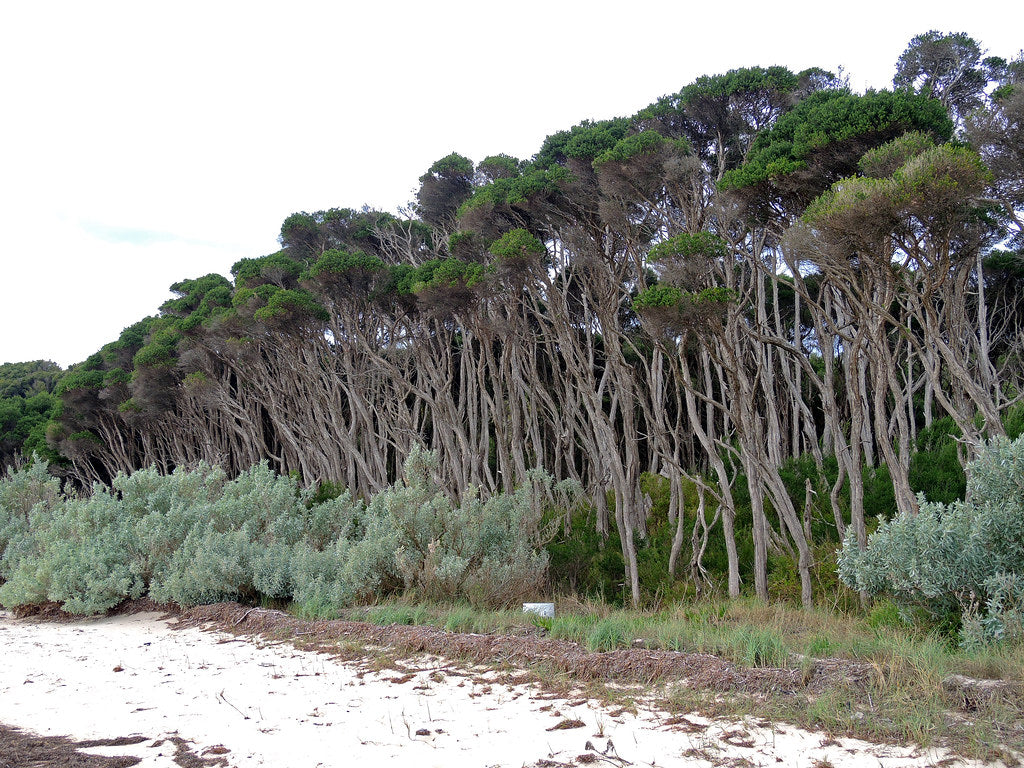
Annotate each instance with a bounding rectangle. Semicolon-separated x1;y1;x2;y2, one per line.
0;447;561;615
838;435;1024;646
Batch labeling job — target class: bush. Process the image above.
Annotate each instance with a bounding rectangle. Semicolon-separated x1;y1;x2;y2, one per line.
379;447;558;608
0;448;558;614
839;435;1024;644
0;456;62;585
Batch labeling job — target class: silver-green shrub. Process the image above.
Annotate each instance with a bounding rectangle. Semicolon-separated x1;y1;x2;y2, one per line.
838;435;1024;643
119;463;227;589
0;482;143;614
0;456;62;585
148;462;309;606
0;447;565;614
379;448;562;607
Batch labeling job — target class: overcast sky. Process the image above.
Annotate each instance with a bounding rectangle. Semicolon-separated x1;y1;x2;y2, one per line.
1;1;1020;367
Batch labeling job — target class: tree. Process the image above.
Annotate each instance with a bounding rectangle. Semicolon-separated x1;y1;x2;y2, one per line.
416;154;475;230
894;31;988;125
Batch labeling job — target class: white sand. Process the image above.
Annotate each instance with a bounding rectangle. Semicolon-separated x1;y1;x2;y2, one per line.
0;610;998;767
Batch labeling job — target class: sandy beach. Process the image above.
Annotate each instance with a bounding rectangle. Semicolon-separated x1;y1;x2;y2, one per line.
0;609;999;767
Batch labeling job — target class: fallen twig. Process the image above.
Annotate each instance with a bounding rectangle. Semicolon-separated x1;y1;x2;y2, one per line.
217;689;249;720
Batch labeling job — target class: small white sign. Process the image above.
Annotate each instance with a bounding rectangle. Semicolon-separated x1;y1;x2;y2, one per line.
522;602;555;618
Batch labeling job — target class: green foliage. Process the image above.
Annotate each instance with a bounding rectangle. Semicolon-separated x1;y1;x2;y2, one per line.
130;318;185;369
421;153;474;181
632;284;684;311
0;457;62;584
103;318;156;358
0;392;61;467
382;448;559;607
867;599;907;630
0;450;555;615
278;209;389;260
803;143;990;234
488;228;546;263
858;132;935;178
721;89;953;192
1005;401;1024;440
680;65;801;105
407;258;486;294
632;284;738;327
0;361;62;400
546;473;703;606
459;166;573;215
476;154;522;182
102;368;131;387
231;251;304;288
447;230;479;259
648;232;728;262
593;131;666;167
417;153;475;226
55;369;104;396
305;249;385;279
839;435;1024;643
894;31;987;118
534;118;630;168
909;418;967;504
160;274;233;318
253;288;329;326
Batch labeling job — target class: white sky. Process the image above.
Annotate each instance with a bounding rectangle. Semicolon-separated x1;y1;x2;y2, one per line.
1;1;1020;368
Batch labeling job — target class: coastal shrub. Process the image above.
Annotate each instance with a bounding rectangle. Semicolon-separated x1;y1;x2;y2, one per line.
151;525;255;606
148;463;310;606
839;435;1024;644
373;447;559;607
43;490;145;614
0;448;564;614
0;482;143;613
288;540;359;616
122;463;227;587
0;456;62;584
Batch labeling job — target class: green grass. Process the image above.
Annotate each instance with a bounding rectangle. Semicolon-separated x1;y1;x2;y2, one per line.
366;602;430;626
549;613;598;643
585;616;638;651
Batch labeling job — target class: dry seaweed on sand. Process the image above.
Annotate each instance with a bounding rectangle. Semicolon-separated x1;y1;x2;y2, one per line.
173;601;869;698
0;724;231;768
0;724;143;768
